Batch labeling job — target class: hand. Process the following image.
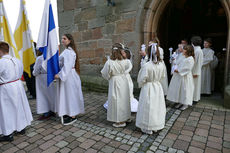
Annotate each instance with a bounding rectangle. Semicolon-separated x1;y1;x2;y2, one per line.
193;75;198;78
139;51;146;56
54;74;59;79
174;69;179;73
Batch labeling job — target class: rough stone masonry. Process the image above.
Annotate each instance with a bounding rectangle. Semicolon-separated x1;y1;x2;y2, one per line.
57;0;141;78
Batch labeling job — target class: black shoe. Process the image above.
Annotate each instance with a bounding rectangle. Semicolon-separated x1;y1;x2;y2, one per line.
63;116;77;126
0;134;14;142
17;129;26;135
49;112;56;117
63;115;69;119
193;101;198;105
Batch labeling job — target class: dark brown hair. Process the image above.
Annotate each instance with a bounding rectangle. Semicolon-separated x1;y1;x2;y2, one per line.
64;34;80;74
33;42;42;56
204;38;212;45
0;42;9;53
148;37;161;63
124;47;131;60
110;43;124;60
191;36;202;46
181;38;188;44
183;45;195;59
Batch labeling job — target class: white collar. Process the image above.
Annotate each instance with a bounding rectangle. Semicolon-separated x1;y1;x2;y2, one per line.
193;46;201;49
2;54;12;59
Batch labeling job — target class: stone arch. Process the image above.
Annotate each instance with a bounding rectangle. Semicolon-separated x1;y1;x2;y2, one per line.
136;0;230;107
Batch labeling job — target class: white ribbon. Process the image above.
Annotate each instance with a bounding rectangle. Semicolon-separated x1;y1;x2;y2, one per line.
150;43;157;62
119;43;125;49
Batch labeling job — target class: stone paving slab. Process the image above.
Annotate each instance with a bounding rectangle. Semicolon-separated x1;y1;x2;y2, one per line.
0;91;230;153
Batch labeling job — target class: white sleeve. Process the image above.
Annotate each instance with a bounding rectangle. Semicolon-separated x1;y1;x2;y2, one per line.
125;60;133;74
58;50;75;82
137;64;148;88
203;51;214;66
101;60;111;80
178;58;193;76
141;55;148;67
192;50;203;75
32;57;42;76
17;59;24;77
0;60;4;75
159;48;164;60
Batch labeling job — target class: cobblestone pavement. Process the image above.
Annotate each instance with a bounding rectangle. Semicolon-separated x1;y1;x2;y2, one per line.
0;91;230;153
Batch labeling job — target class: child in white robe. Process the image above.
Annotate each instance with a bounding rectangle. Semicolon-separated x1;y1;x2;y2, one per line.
136;43;166;134
101;43;132;128
139;38;168;95
170;44;185;75
33;51;56;120
55;34;85;125
0;42;33;142
103;46;139;112
167;45;195;110
139;46;148;67
150;38;168;96
201;38;214;95
191;36;203;103
170;39;188;70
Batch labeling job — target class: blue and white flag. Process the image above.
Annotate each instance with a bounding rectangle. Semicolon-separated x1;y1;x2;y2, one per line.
37;0;60;86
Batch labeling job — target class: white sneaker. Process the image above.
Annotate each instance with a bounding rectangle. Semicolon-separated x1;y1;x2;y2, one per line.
141;129;153;135
113;123;126;128
180;105;188;110
175;103;182;109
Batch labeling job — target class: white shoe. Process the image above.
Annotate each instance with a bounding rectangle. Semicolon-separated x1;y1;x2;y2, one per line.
141;129;153;135
113;123;126;128
180;105;188;110
175;103;182;109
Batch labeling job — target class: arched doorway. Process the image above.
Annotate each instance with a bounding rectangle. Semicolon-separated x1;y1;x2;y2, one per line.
140;0;230;107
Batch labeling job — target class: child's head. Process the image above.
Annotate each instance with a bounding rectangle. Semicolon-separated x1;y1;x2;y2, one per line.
0;42;9;57
62;34;76;51
151;37;160;46
191;36;202;46
147;44;161;63
33;42;42;56
181;38;188;46
183;45;194;58
36;50;43;56
62;34;80;74
178;44;184;52
121;50;126;59
204;38;212;48
110;43;124;60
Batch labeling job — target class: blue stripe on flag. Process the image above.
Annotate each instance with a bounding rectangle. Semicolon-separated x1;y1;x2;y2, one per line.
47;51;60;85
38;4;55;60
48;4;55;32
